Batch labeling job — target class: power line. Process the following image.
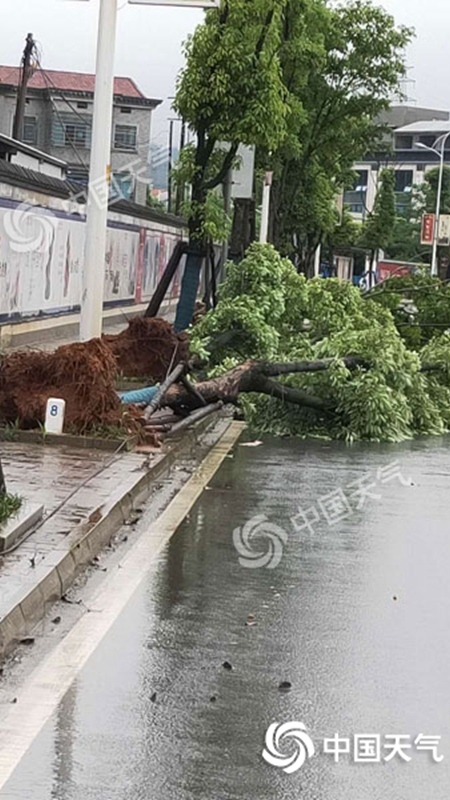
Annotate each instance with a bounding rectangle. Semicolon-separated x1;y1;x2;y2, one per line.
37;63;159;154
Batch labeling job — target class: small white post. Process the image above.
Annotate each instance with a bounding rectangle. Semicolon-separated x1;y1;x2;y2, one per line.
259;171;273;245
45;398;66;435
80;0;118;342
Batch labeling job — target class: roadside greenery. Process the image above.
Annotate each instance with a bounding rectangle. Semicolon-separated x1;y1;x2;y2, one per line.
385;167;450;266
0;493;22;526
190;244;450;442
260;0;413;270
173;0;412;323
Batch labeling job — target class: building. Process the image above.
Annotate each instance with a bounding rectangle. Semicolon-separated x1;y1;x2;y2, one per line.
0;66;161;205
344;106;450;221
0;131;66;179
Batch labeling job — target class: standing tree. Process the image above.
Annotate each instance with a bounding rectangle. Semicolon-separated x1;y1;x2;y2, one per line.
361;168;396;274
173;0;288;330
384;167;450;266
267;0;413;273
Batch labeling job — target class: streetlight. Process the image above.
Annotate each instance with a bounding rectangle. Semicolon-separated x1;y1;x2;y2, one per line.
417;130;450;278
73;0;219;342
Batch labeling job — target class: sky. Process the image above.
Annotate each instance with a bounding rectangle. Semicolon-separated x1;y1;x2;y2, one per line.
0;0;449;151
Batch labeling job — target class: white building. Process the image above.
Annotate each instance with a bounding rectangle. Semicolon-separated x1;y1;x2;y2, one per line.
0;131;66;179
344;107;450;221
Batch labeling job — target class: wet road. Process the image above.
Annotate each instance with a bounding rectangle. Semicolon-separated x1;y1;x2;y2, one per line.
2;435;450;799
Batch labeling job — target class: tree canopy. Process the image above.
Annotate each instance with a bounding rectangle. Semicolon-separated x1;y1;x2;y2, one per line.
189;244;450;442
267;0;413;269
361;168;396;254
173;0;413;328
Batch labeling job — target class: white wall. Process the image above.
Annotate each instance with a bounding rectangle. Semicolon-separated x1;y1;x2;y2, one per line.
0;180;185;322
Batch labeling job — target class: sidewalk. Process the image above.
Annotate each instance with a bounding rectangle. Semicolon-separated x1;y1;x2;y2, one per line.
0;416;238;659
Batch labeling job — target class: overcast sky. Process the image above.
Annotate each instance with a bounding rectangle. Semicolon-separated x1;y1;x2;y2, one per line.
0;0;449;150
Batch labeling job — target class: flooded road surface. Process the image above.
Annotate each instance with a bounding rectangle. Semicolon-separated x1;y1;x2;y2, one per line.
2;435;450;799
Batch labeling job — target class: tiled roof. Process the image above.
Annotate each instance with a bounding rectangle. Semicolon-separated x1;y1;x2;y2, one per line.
0;65;146;99
0;161;186;228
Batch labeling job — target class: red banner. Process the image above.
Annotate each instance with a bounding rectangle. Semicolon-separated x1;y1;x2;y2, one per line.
421;213;435;245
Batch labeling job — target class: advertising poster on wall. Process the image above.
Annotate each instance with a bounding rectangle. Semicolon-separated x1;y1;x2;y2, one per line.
0;199;185;322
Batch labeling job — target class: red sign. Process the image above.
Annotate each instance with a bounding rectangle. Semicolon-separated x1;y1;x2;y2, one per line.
378;261;414;282
421;213;435;245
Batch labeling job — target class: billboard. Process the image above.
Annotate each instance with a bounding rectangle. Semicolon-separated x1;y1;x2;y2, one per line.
438;214;450;246
232;146;255;200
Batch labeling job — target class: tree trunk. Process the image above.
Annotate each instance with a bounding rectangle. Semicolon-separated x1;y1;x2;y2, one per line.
229;199;256;262
163;357;367;415
174;142;209;332
0;458;6;496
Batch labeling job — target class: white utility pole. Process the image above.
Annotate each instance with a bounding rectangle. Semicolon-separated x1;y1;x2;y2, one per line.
259;171;273;244
431;144;446;277
418;130;450;278
81;0;117;341
79;0;219;342
313;244;321;277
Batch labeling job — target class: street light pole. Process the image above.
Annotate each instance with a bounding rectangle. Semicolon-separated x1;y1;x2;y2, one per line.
80;0;118;342
418;131;450;278
77;0;219;341
259;171;273;244
431;141;446;277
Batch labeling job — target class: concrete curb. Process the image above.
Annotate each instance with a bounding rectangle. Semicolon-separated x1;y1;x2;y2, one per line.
0;415;242;659
0;502;44;553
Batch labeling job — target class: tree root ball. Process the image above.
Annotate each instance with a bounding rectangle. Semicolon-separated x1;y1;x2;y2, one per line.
0;318;187;434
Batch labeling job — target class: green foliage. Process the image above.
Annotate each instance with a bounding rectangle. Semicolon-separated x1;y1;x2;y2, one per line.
174;0;288;247
361;169;396;252
175;0;287;150
269;0;413;265
422;166;450;215
369;274;450;348
189;243;450;442
0;493;22;526
146;193;166;212
385;167;450;264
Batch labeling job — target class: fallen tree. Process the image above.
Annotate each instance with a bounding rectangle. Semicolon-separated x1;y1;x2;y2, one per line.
0;318;187;434
182;244;450;442
1;248;450;444
164;357;367;415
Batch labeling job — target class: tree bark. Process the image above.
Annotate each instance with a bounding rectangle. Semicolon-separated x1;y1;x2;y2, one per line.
163;357;366;416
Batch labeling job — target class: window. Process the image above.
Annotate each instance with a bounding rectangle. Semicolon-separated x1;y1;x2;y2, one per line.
344;201;365;215
395;170;413;193
52;116;92;149
120;107;132;114
114;124;137;151
343;188;366;216
77;102;88;110
111;172;135;201
23;116;37;146
395;134;413;150
65;122;90;148
419;135;435;149
354;169;368;191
